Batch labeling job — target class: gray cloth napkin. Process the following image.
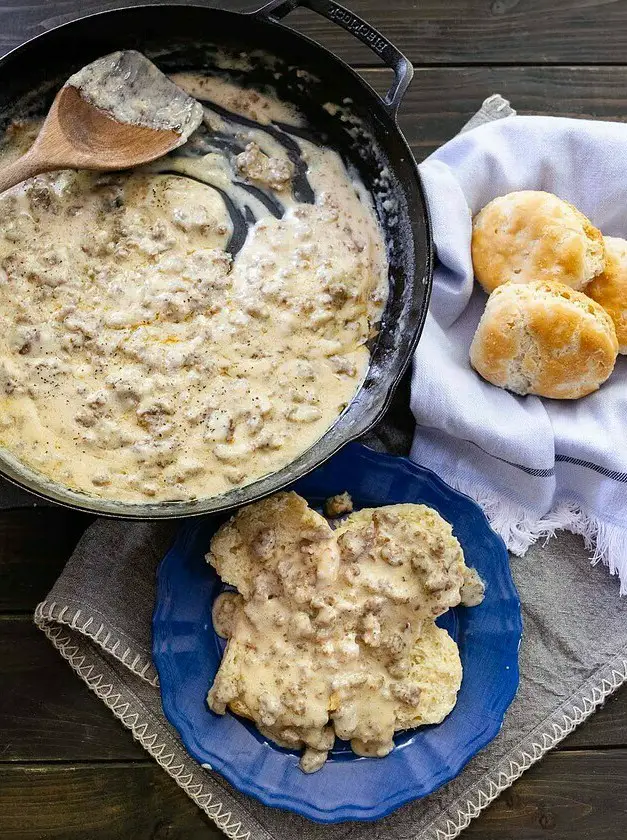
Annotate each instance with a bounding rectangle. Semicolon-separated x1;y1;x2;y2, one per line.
30;98;627;840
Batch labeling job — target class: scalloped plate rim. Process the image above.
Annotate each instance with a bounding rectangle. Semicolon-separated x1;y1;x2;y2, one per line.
153;442;522;823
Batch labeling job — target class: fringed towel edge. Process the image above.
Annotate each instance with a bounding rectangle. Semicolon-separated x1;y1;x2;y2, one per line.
436;472;627;596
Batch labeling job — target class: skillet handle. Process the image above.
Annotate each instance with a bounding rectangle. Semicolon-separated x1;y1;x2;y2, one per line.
252;0;413;116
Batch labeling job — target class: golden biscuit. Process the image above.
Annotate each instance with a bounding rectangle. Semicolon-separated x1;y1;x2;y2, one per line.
470;280;618;399
207;490;335;599
472;191;605;293
394;621;462;730
586;236;627;354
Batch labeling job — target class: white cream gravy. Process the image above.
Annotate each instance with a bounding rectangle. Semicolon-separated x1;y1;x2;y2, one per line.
0;74;387;503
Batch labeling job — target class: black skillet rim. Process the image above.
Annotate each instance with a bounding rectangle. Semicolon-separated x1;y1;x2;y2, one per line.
0;2;434;518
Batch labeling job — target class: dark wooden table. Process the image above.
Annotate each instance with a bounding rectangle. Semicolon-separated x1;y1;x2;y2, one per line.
1;1;627;837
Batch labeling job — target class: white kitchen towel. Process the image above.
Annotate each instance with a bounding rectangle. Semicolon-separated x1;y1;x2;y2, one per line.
412;103;627;593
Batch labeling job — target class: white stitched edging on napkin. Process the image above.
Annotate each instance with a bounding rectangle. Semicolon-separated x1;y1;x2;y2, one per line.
34;603;266;840
35;600;159;685
422;651;627;840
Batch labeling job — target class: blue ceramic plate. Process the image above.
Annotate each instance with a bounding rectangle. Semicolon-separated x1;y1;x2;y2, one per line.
153;443;522;823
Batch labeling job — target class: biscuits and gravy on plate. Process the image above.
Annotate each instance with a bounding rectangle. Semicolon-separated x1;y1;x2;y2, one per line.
205;491;484;773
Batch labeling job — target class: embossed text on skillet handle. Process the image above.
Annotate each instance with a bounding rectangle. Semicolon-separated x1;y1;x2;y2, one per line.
252;0;414;117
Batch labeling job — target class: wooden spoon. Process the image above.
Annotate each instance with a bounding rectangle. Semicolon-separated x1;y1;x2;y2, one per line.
0;52;202;194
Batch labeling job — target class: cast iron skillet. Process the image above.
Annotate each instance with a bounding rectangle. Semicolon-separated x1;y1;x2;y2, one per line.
0;0;433;517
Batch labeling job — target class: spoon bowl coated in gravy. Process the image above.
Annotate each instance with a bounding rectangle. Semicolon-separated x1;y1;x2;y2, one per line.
0;51;204;194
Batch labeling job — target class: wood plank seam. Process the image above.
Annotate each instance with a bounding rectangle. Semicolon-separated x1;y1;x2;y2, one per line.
2;746;624;766
430;658;627;840
33;614;254;840
33;602;627;838
350;63;627;69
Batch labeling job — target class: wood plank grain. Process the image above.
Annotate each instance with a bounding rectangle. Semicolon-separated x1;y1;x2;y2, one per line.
1;618;625;762
0;752;625;839
463;750;627;839
0;763;225;840
560;689;627;750
4;0;627;67
361;66;627;161
0;509;90;612
0;618;143;761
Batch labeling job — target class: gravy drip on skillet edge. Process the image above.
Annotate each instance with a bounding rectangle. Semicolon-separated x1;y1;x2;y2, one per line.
0;70;388;502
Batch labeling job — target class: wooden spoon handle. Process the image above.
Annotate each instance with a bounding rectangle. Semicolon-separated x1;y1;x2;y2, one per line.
0;150;49;194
